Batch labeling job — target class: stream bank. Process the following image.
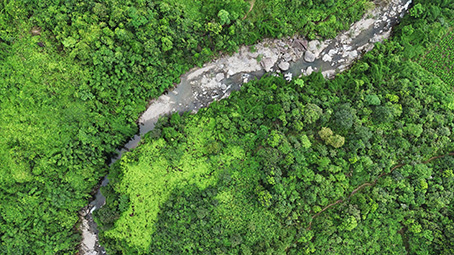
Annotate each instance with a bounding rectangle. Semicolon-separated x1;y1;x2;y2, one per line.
79;0;412;253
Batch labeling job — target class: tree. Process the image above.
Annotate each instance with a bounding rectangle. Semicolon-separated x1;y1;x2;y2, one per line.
218;10;230;25
327;135;345;148
365;94;381;106
332;103;356;132
374;105;394;123
304;103;323;124
319;127;334;140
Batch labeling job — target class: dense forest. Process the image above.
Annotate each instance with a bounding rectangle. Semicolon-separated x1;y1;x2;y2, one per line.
0;0;453;254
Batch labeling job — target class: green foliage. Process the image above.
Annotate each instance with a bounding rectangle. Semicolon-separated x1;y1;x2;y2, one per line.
300;134;312;149
420;30;454;85
332;103;356;132
410;3;425;18
304;103;323;124
326;134;345;148
365;94;381;106
318;127;334;140
0;26;121;253
218;10;231;25
319;127;345;148
404;123;424;137
250;0;368;38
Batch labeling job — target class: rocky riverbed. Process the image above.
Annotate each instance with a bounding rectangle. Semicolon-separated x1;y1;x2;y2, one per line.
79;0;412;254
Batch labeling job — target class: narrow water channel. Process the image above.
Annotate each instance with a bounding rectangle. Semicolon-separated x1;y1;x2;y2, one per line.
79;0;413;253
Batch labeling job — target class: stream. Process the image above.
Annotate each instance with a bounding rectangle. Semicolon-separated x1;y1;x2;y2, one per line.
79;0;412;253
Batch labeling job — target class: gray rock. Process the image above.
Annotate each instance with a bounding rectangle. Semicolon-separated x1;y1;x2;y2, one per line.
306;66;314;76
215;73;225;82
322;54;332;62
277;40;286;48
346;50;358;60
294;38;309;50
338;65;347;72
300;38;308;50
282;53;292;62
304;51;316;62
261;57;276;72
322;70;335;79
278;61;290;71
308;40;320;52
328;49;338;56
343;45;353;51
292;40;304;50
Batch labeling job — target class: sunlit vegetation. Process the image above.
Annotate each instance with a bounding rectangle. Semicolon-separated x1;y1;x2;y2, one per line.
420;30;454;84
0;21;135;255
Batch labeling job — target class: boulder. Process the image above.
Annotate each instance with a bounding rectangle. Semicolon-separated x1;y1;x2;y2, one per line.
292;38;308;50
343;45;353;51
300;38;308;50
322;54;332;62
343;50;358;60
308;40;320;52
278;61;290;71
304;51;316;62
282;53;292;62
215;73;225;82
322;70;336;79
261;57;276;72
328;49;338;56
292;40;304;50
284;72;293;81
337;65;347;72
306;66;314;76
